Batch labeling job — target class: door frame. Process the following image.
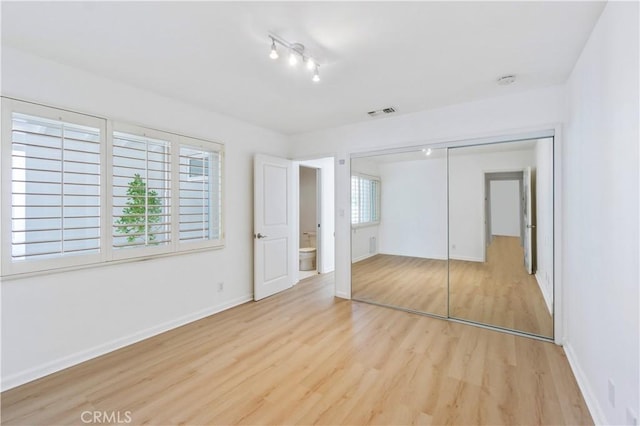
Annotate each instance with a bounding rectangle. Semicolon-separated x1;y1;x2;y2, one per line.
296;164;322;279
292;156;337;286
483;171;524;261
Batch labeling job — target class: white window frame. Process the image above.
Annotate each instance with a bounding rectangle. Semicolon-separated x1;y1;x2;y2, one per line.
1;98;108;276
176;136;224;251
110;122;175;260
351;172;381;227
1;98;225;278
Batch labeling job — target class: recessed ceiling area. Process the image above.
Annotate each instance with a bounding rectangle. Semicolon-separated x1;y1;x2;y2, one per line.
1;2;605;135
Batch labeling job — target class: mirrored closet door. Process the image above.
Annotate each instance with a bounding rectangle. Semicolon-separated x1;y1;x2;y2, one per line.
448;138;554;338
351;148;448;317
351;137;554;339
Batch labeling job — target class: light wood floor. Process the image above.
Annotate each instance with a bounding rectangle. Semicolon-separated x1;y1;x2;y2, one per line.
352;236;553;337
352;255;448;316
1;273;590;425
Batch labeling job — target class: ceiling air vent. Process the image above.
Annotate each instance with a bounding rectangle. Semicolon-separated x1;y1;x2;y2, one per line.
367;107;397;118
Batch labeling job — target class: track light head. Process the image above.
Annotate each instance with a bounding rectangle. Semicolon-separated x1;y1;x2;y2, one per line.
288;50;298;66
312;66;320;83
306;57;315;70
269;39;278;59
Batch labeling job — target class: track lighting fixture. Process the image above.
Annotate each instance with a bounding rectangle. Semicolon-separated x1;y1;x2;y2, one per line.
268;35;321;83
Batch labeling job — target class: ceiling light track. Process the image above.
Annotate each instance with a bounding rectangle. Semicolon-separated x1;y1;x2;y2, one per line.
269;34;321;83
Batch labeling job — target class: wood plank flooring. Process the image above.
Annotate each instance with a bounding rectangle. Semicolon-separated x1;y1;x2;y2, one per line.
352;255;448;316
1;273;590;425
352;236;553;337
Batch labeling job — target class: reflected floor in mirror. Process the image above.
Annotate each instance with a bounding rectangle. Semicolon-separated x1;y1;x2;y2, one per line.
449;236;553;337
352;236;552;337
352;255;448;317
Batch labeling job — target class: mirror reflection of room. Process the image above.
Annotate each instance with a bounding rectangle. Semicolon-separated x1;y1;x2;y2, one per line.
448;138;554;337
351;149;448;317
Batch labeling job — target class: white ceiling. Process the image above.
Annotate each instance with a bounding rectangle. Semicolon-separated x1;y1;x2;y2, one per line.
1;2;604;135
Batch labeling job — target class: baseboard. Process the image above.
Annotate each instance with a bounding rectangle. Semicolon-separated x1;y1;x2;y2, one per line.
449;255;484;262
1;294;252;391
563;342;608;425
535;272;553;314
377;252;448;261
351;253;377;263
335;290;351;299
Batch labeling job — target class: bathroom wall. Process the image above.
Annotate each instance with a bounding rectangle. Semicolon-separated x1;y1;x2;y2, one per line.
299;166;317;247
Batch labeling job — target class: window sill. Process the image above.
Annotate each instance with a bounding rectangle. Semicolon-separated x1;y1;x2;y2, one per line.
351;222;380;230
0;243;225;282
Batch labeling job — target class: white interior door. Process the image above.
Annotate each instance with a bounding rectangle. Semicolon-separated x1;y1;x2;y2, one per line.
254;154;293;300
523;166;534;274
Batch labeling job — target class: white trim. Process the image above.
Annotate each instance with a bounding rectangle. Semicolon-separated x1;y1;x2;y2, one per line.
449;255;485;262
335;290;351;299
552;125;563;344
564;342;607;426
348;125;557;158
351;252;377;263
0;294;252;391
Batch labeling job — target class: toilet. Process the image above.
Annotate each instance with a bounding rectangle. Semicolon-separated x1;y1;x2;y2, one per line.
299;232;317;271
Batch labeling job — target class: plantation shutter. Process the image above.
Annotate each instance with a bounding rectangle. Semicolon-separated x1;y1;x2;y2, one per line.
10;112;102;262
351;174;380;225
112;131;171;250
178;144;222;244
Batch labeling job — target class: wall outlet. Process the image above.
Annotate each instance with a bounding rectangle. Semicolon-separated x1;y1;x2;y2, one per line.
451;244;456;250
217;282;224;292
608;379;615;407
628;408;638;426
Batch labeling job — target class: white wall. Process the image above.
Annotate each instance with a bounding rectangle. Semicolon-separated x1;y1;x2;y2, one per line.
378;157;448;259
490;180;521;237
0;48;290;389
449;148;535;262
296;157;335;274
291;86;566;300
299;166;317;247
535;138;554;313
563;2;639;425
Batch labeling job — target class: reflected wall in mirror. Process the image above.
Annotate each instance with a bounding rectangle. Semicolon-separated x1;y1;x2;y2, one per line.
448;138;554;338
351;149;448;317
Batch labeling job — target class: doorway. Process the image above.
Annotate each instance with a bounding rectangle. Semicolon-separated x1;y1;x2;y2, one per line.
295;157;336;285
298;165;320;280
484;171;527;265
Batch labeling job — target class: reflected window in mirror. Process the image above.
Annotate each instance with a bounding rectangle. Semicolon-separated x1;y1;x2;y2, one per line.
351;174;380;226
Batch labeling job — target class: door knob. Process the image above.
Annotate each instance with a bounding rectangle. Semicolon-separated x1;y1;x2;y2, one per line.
255;233;268;239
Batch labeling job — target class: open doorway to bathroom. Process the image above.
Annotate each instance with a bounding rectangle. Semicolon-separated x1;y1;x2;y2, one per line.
299;166;320;280
295;157;335;284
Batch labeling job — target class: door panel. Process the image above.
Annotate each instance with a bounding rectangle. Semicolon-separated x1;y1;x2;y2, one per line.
254;154;293;300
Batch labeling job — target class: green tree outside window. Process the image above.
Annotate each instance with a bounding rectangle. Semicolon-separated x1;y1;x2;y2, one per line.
115;173;163;243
